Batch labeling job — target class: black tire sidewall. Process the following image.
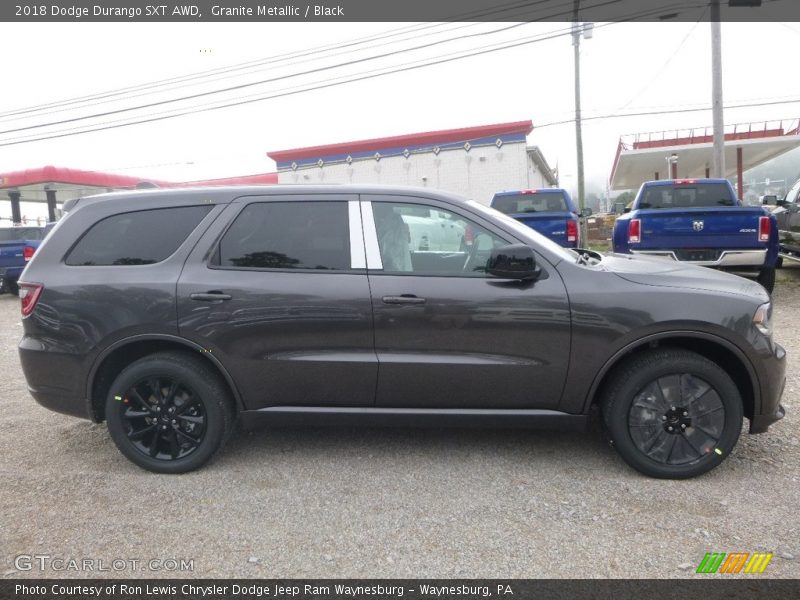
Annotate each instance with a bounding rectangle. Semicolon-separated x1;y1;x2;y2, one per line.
105;354;230;474
604;352;743;479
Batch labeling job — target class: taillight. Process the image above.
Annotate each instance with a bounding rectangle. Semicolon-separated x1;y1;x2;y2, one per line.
23;246;35;262
464;224;474;246
759;216;771;242
629;219;641;243
566;219;578;243
19;283;43;317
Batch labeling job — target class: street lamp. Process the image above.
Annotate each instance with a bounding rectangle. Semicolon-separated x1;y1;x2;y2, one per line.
666;153;678;179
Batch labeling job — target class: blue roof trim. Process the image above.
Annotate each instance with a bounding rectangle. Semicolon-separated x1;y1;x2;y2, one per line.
276;132;528;170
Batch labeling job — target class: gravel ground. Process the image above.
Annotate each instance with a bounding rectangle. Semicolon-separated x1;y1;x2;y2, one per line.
1;267;799;580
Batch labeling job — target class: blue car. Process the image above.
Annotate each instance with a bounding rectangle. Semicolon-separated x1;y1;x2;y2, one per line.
490;188;585;248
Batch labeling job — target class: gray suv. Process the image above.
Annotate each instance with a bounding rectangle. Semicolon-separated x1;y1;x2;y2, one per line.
17;185;786;477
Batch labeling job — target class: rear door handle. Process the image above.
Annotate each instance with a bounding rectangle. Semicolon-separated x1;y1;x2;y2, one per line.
382;294;426;305
190;291;232;302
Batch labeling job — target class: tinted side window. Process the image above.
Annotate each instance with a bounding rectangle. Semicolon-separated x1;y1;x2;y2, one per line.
66;205;212;266
217;201;350;270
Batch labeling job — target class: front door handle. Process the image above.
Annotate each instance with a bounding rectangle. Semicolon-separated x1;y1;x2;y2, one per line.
190;291;232;302
382;294;426;305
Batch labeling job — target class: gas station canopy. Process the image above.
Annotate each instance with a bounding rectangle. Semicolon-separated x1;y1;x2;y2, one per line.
610;119;800;191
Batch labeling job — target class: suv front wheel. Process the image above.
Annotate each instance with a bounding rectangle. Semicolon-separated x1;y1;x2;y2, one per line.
601;349;743;479
105;351;235;473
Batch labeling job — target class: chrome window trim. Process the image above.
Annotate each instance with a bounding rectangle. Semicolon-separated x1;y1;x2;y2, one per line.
360;201;383;270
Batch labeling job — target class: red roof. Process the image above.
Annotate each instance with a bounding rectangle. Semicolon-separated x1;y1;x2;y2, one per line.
267;120;534;162
0;166;170;189
174;172;278;187
0;165;277;189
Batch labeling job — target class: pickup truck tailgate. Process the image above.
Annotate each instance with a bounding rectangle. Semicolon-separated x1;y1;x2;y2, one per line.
510;212;575;246
0;241;26;268
637;208;766;249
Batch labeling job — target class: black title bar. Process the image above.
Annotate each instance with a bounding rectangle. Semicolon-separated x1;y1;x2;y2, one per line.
3;579;800;600
1;0;796;23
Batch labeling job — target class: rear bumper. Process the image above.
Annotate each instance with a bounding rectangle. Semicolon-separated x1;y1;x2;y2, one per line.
27;385;92;420
631;249;766;267
19;336;93;421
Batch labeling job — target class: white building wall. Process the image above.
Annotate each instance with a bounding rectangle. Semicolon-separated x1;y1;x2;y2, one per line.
278;140;547;206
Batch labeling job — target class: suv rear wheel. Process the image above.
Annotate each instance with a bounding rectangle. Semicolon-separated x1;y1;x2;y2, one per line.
601;349;743;479
105;351;235;473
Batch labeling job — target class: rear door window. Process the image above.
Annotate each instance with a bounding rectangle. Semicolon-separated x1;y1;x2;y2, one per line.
66;205;212;266
216;201;350;271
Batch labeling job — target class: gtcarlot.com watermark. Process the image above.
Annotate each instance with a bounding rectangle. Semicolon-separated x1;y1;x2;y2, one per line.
14;554;194;573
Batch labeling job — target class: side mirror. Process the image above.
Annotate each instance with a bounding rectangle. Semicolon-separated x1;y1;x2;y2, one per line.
581;208;593;217
487;244;539;280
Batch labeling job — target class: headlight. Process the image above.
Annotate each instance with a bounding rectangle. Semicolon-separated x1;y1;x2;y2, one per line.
753;302;772;337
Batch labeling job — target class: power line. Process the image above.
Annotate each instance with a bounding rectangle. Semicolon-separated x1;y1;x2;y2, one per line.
0;0;573;121
614;7;707;112
0;0;712;147
535;98;800;128
0;23;598;146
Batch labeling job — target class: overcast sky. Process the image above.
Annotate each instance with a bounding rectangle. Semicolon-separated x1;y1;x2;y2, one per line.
1;20;798;212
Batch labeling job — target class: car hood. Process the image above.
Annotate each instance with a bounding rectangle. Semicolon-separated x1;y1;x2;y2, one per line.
599;253;769;301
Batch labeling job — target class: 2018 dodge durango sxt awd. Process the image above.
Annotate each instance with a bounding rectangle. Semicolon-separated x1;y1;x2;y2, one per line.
17;185;786;477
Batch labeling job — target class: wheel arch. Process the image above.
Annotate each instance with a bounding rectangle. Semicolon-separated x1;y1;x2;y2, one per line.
584;331;758;422
87;334;244;423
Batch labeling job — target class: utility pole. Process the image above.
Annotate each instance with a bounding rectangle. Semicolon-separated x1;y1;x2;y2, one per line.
572;0;587;243
710;0;725;178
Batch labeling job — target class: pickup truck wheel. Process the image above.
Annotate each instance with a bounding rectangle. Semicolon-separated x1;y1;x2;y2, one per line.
757;266;775;294
601;349;743;479
775;256;783;269
105;351;235;474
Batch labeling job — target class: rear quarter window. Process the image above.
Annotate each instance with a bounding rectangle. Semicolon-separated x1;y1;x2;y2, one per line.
65;205;212;266
639;183;736;209
492;192;568;214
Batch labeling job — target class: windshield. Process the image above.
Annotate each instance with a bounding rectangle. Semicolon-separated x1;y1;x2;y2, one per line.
0;227;44;241
638;183;737;209
492;191;569;214
466;200;577;263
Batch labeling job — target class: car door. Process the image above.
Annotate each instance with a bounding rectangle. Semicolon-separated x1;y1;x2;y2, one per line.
361;194;571;410
177;194;377;410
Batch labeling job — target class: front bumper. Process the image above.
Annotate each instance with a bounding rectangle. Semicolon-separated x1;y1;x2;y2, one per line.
750;342;787;434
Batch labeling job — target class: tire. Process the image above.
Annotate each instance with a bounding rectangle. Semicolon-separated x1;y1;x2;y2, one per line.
775;256;784;269
105;351;235;473
601;349;743;479
757;266;775;294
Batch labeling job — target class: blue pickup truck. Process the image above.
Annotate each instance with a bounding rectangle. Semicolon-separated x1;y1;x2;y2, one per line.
0;225;50;294
490;188;587;248
613;179;779;292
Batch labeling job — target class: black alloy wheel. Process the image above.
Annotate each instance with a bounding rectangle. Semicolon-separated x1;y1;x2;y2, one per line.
601;349;743;479
119;377;206;461
106;351;234;473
